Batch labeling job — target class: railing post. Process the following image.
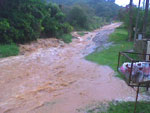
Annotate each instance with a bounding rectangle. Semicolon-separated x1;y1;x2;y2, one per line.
117;52;121;71
129;60;134;85
134;83;140;113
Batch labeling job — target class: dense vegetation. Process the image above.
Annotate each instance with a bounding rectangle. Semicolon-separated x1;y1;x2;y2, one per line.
0;0;120;57
0;0;73;44
49;0;120;20
0;0;120;45
118;5;150;40
48;0;121;30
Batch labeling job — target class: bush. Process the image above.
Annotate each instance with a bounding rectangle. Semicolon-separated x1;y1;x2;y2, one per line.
0;0;73;44
60;34;73;43
119;7;150;39
42;17;60;36
0;19;12;44
61;23;73;34
68;6;88;29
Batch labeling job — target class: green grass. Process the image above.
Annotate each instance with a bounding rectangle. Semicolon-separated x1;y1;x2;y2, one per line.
86;27;133;78
61;34;73;43
106;102;150;113
0;43;19;58
109;27;129;43
85;26;150;113
87;102;150;113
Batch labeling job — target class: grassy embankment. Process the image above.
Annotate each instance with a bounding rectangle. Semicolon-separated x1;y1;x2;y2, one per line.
0;44;19;58
87;101;150;113
86;26;133;78
86;26;150;113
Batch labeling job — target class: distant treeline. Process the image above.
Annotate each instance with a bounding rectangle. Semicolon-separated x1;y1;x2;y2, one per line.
48;0;120;21
0;0;120;44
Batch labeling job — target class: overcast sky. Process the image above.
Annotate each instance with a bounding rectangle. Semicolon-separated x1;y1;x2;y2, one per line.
115;0;144;6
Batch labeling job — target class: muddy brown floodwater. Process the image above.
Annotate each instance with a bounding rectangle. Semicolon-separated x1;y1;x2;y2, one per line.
0;23;137;113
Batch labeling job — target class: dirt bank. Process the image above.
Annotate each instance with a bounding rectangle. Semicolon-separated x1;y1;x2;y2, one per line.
0;23;138;113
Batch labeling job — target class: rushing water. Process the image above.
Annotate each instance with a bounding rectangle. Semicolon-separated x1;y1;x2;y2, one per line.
0;23;138;113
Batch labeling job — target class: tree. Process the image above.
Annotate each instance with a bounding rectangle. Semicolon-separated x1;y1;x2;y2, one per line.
128;0;134;41
68;6;88;28
134;0;141;42
142;0;149;38
47;0;120;21
0;0;73;44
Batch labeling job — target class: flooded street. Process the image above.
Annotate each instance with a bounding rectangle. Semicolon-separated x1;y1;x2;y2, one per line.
0;23;137;113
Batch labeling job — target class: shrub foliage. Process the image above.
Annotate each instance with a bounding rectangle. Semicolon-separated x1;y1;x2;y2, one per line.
0;0;73;44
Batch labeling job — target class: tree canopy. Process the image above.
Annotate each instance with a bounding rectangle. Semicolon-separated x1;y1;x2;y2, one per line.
47;0;120;20
0;0;121;44
0;0;72;44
